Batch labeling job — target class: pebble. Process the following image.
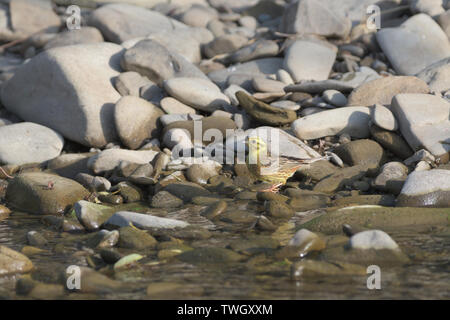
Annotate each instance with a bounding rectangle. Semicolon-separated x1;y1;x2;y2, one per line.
114;96;164;149
334;139;385;169
208;57;283;88
114;71;153;97
349;230;399;251
322;90;348;107
292;106;372;140
0;122;64;165
276;69;294;85
371;104;398;131
160;97;196;115
75;173;111;192
164;77;230;112
252;77;286;93
203;34;248;59
283;40;337;82
376;14;450;75
373;162;409;195
370;126;414;160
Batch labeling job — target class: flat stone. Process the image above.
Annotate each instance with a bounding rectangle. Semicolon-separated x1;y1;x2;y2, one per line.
376;14;450;75
372;104;398;131
397;169;450;207
88;3;187;43
0;245;33;277
285;67;381;94
279;0;351;38
332;194;396;207
114;96;164;149
347;76;429;106
236;91;297;126
0;122;64;165
292;106;372;140
44;27;104;50
6;172;89;215
391;94;450;159
1;43;123;148
283;40;336;82
121;39;208;86
87;149;159;174
163;182;211;203
105;211;189;230
270;100;301;111
164;77;230;112
300;206;450;234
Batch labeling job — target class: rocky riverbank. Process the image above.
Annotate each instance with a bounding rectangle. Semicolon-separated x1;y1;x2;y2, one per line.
0;0;449;299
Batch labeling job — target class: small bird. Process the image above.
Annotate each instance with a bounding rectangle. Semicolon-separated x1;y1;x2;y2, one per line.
246;136;327;192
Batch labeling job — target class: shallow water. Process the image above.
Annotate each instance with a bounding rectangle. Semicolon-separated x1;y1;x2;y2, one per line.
1;207;449;300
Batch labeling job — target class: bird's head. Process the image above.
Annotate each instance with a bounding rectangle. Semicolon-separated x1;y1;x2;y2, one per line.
247;136;268;156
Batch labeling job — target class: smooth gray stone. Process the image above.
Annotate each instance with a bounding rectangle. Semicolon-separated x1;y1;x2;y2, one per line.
105;211;189;230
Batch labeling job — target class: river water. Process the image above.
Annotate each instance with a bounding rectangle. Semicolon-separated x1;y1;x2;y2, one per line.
0;208;449;300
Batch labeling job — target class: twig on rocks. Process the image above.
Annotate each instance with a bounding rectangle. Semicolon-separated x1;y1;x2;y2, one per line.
0;167;14;179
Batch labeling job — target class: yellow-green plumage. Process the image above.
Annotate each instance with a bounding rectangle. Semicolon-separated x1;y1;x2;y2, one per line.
246;137;322;187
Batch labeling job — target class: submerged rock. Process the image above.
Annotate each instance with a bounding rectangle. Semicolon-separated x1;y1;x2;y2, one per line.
105;211;190;230
0;245;33;276
300;206;450;234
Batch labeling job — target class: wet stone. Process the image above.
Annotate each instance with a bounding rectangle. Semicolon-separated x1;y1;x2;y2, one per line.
118;226;157;250
151;191;183;209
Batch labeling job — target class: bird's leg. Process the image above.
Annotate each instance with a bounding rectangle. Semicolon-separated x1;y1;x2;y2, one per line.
261;183;283;193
